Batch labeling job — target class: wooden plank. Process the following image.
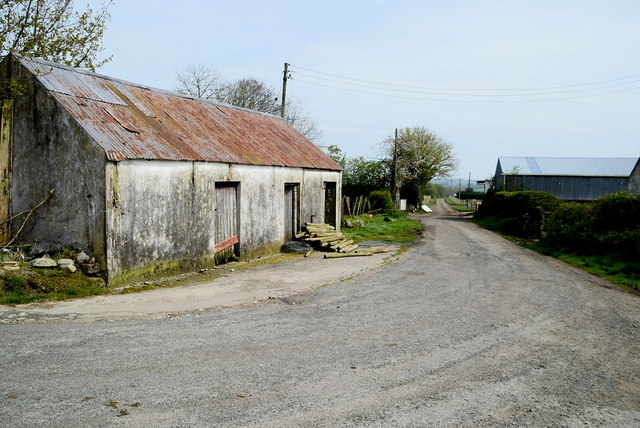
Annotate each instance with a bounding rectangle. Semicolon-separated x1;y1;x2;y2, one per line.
340;244;359;253
215;235;239;253
305;234;345;243
324;252;374;259
334;239;353;250
0;100;12;242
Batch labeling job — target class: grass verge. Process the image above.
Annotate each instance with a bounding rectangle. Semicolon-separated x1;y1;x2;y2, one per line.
0;267;108;305
474;216;640;293
1;214;424;305
523;243;640;292
445;198;474;212
342;212;423;244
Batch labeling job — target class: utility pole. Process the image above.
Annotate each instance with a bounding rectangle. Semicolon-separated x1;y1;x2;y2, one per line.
280;62;290;118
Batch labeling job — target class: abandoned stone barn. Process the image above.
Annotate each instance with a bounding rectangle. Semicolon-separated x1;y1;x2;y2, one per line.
494;156;640;201
0;54;342;284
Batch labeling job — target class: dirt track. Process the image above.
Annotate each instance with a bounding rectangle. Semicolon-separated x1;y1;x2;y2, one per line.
1;199;639;427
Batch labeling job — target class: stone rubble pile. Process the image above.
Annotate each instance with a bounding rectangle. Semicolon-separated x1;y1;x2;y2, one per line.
0;250;101;276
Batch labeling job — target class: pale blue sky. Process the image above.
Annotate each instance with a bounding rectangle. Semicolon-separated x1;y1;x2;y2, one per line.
89;0;639;179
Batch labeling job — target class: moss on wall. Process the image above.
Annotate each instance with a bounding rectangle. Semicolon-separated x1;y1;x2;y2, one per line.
108;255;217;288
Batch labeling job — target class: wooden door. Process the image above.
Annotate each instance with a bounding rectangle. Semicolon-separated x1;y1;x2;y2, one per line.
215;183;239;264
284;183;299;241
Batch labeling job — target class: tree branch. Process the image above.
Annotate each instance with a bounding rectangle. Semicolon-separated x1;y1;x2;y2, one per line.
1;188;55;249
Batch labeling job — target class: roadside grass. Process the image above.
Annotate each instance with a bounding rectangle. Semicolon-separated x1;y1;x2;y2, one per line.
342;212;423;244
444;198;474;212
0;214;424;305
523;243;640;292
0;267;108;305
473;216;504;232
474;216;640;293
0;253;303;304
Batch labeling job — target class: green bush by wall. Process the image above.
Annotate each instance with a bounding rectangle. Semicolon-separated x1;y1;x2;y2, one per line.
368;190;396;216
544;192;640;258
476;190;560;220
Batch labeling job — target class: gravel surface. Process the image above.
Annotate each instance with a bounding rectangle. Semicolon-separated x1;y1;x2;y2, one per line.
1;199;639;427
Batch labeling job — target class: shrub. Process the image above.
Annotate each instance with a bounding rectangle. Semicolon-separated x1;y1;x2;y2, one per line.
542;192;640;258
475;191;560;238
544;202;593;249
590;192;640;255
476;191;559;219
591;192;640;233
458;191;485;200
368;190;396;215
509;191;561;215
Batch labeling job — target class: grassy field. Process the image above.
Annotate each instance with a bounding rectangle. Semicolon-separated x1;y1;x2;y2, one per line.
444;198;474;212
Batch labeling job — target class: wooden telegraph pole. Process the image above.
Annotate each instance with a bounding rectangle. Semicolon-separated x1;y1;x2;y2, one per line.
280;63;290;118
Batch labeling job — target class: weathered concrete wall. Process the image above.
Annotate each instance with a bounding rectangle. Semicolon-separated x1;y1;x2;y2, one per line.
9;59;107;262
105;161;216;282
106;160;341;283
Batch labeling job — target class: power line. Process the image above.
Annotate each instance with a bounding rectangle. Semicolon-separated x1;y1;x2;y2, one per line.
293;76;640;103
292;64;640;93
293;71;640;97
318;120;391;131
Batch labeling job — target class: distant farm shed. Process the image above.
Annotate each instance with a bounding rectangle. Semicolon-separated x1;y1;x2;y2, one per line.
494;157;639;200
0;53;342;285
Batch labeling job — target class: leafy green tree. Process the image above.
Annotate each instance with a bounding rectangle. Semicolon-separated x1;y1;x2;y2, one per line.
424;182;445;199
342;156;390;198
321;145;390;198
0;0;113;71
383;126;457;206
323;145;346;167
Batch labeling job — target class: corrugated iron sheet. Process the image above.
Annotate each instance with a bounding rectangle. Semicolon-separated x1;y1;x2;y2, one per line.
18;56;342;171
499;157;637;177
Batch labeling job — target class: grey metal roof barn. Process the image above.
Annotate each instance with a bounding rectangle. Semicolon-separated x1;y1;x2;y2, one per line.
494;157;640;200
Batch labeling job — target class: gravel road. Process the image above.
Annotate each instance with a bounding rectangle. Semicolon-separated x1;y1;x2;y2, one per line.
1;200;639;427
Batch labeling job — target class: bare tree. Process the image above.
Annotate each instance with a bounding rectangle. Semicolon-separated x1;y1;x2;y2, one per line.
284;99;323;143
174;65;322;142
175;64;222;99
216;78;280;115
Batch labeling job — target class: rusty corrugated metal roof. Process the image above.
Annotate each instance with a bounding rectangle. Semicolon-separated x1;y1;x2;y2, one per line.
17;55;341;171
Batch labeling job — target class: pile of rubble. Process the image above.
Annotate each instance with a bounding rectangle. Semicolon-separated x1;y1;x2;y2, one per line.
0;250;101;276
